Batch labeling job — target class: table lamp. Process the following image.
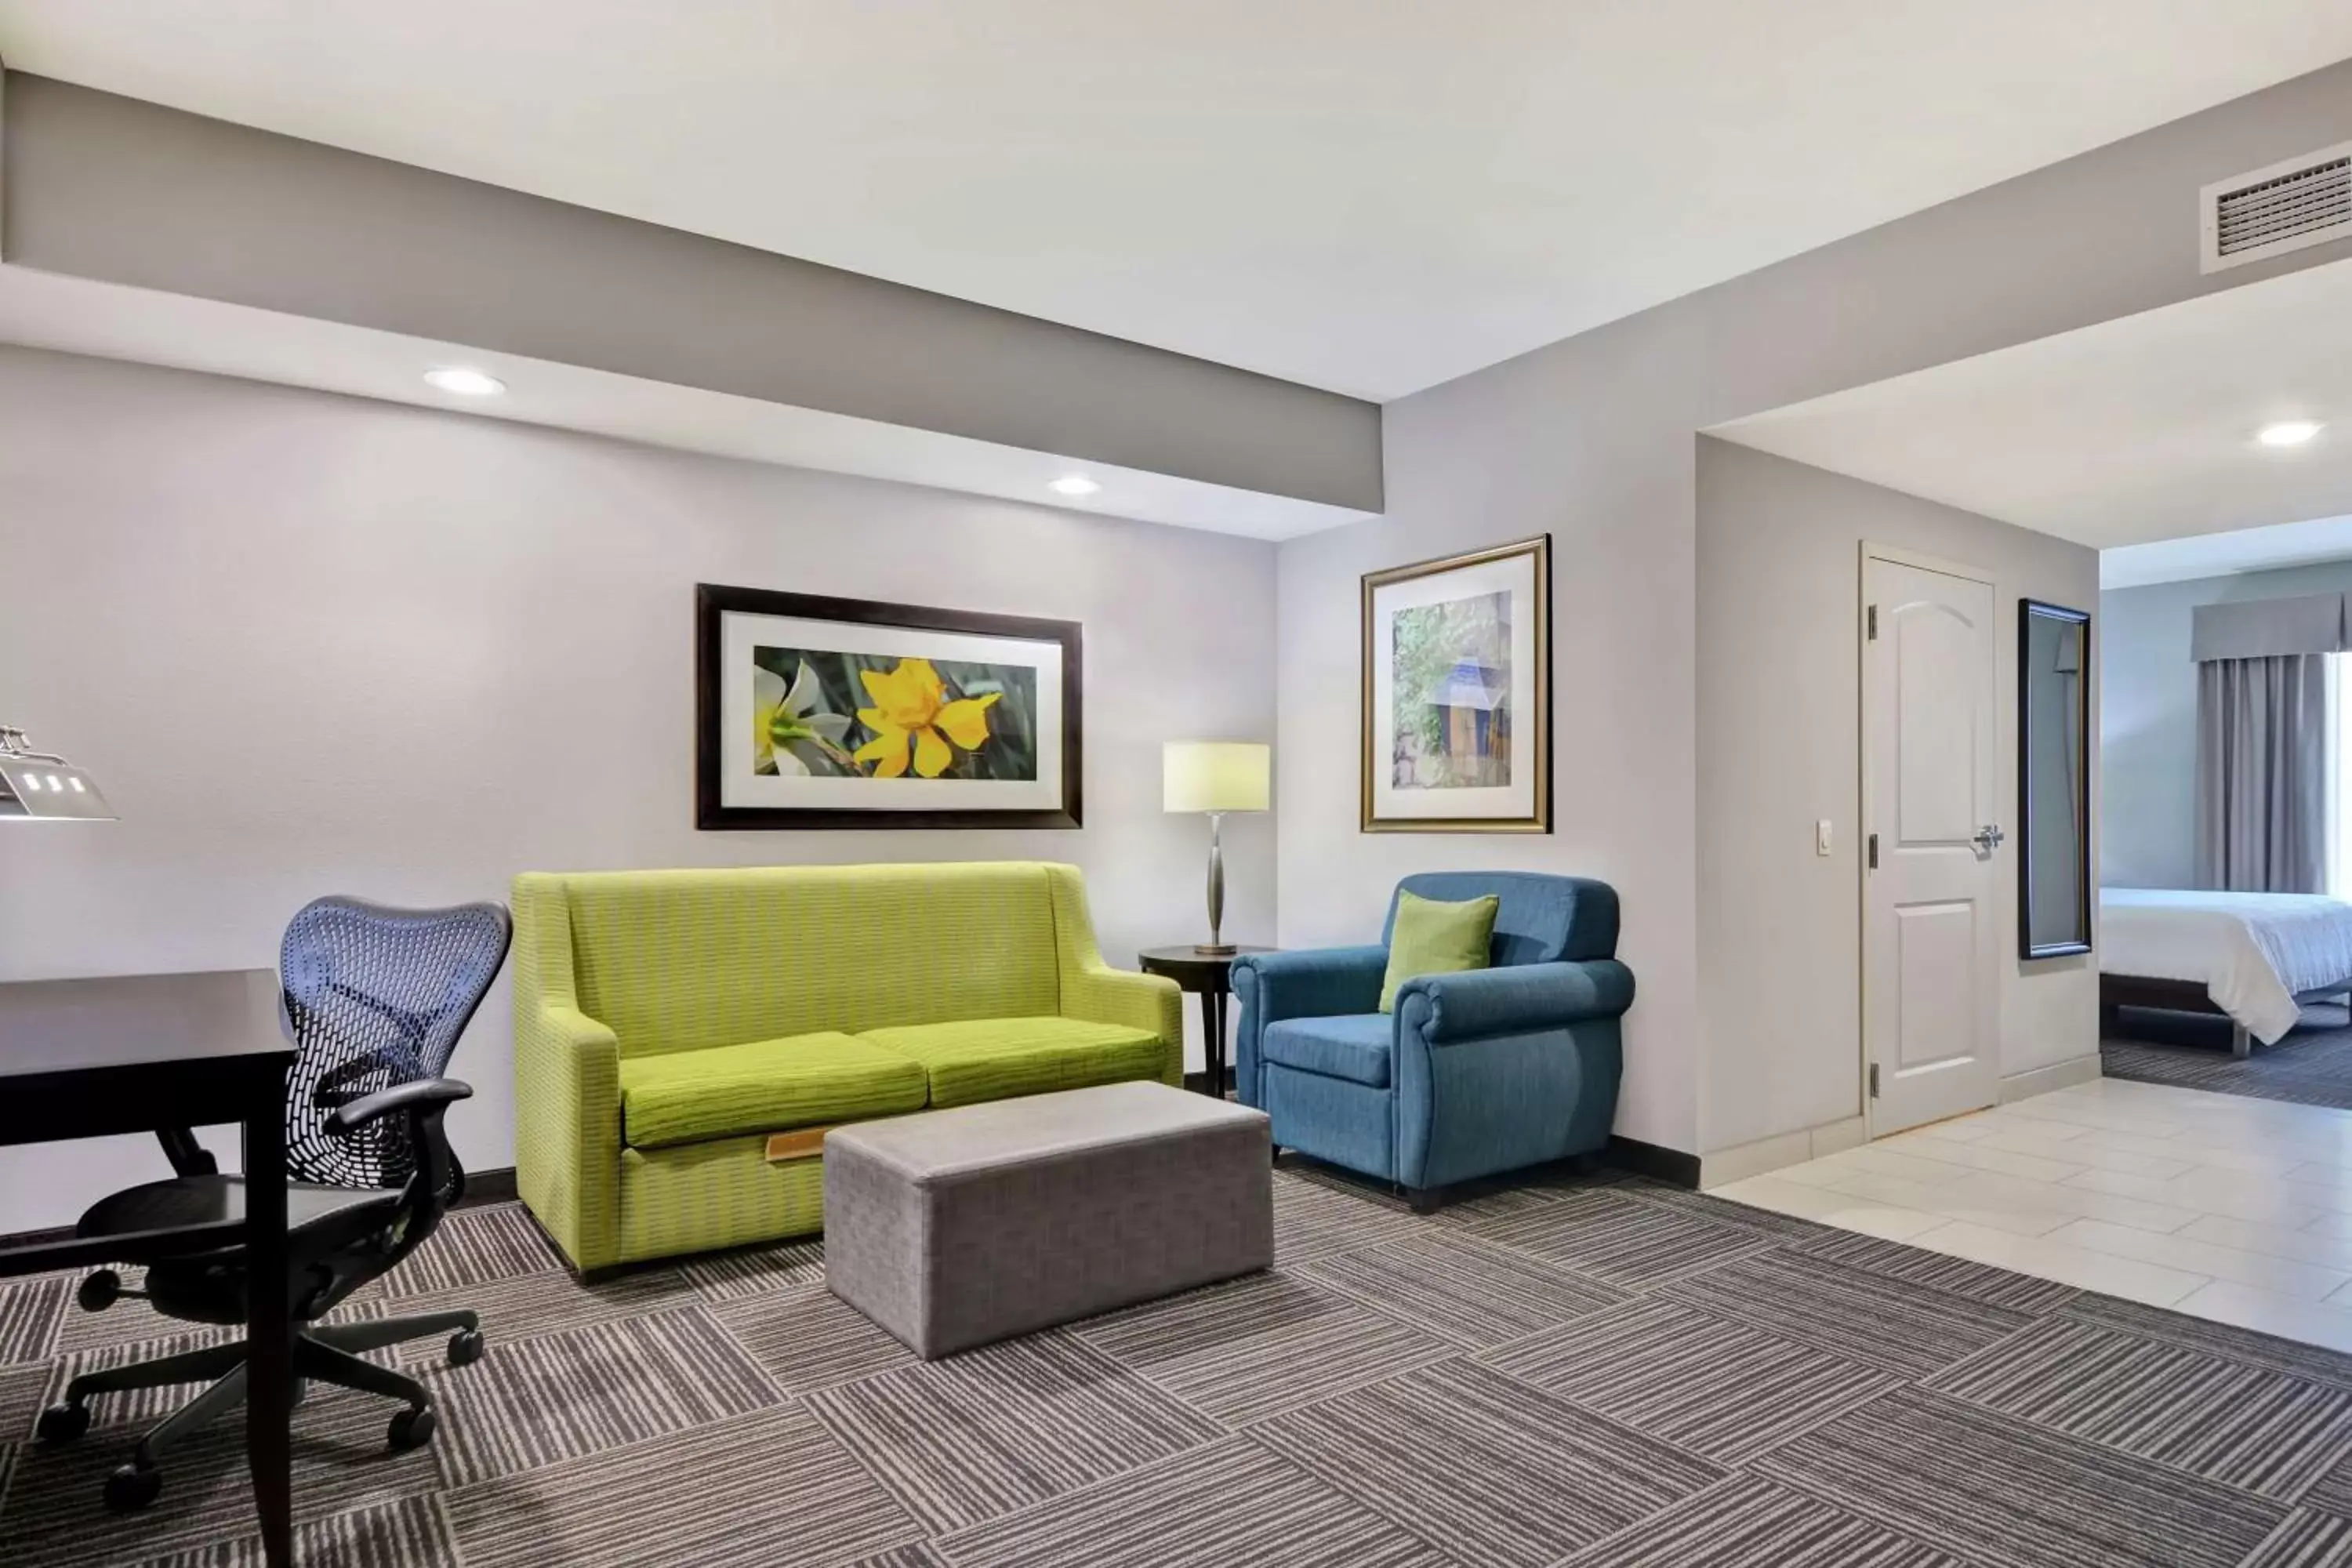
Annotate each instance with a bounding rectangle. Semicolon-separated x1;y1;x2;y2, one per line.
1163;741;1269;954
0;726;114;820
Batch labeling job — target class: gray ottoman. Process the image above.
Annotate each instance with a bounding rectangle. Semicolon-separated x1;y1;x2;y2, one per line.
823;1080;1272;1359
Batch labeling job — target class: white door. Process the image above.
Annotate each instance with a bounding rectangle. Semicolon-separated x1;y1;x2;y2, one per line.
1863;553;2001;1135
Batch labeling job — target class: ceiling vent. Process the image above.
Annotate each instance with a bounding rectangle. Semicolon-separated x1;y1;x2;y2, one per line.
2201;141;2352;274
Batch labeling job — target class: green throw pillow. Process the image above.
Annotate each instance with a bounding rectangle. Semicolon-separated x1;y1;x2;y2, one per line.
1378;891;1499;1013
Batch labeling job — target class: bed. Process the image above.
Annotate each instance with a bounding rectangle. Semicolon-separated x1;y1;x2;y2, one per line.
2100;889;2352;1058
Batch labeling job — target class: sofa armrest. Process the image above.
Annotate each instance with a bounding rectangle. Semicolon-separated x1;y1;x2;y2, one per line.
513;1002;623;1274
1229;946;1388;1109
1063;964;1185;1085
1395;960;1635;1045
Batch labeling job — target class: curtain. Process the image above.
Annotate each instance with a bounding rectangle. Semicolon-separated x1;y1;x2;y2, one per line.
2195;653;2327;893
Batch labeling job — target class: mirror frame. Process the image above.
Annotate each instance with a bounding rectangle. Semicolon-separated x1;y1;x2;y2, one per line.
2018;597;2092;960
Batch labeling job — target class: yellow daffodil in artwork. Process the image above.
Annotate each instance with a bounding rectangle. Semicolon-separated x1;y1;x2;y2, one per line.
853;657;1001;779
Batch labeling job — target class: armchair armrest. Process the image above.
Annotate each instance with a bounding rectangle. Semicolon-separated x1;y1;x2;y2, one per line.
1062;964;1185;1085
1229;946;1388;1109
1395;960;1635;1045
514;1001;623;1273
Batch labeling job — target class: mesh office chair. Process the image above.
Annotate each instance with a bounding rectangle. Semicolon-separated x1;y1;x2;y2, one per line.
36;896;512;1512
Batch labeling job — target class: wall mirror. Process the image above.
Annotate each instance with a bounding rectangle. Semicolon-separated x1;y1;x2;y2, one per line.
2020;599;2092;958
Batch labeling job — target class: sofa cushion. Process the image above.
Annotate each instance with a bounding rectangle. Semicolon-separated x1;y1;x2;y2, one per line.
618;1031;928;1149
859;1017;1164;1109
1260;1013;1393;1089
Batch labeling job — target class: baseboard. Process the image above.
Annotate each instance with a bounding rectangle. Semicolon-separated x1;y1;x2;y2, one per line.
1697;1115;1870;1190
459;1166;519;1207
1605;1135;1701;1189
2000;1054;2102;1104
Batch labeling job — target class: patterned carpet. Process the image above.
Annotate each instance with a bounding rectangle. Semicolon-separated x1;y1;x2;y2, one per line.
9;1163;2352;1566
2104;1004;2352;1110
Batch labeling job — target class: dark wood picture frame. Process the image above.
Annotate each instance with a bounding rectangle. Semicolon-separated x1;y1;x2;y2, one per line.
695;583;1083;831
2017;597;2092;960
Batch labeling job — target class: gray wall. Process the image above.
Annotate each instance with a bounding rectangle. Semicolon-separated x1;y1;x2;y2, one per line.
1696;441;2100;1155
1;73;1383;512
0;347;1279;1235
1276;56;2352;1156
2102;558;2352;889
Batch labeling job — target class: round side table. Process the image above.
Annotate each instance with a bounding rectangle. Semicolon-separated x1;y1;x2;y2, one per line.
1138;945;1276;1100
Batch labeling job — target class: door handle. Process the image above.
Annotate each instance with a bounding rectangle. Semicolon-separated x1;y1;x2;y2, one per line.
1973;824;2005;854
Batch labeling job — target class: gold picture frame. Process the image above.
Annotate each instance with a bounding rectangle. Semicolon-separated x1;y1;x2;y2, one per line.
1360;535;1551;833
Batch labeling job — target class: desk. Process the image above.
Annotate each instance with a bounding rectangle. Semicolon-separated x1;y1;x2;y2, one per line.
1138;945;1275;1101
0;970;295;1566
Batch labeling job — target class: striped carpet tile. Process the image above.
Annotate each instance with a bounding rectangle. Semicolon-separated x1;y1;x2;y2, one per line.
1253;1358;1725;1566
1271;1171;1425;1262
1096;1294;1454;1428
2;1360;52;1443
933;1436;1454;1568
2066;1294;2352;1393
369;1265;699;1367
1076;1272;1348;1367
1480;1297;1900;1464
1794;1229;2082;1315
1298;1232;1628;1348
2287;1432;2352;1516
1661;1250;2035;1378
2244;1510;2352;1567
848;1546;950;1568
445;1403;924;1568
1553;1474;1964;1568
429;1305;782;1487
378;1205;567;1299
1755;1387;2288;1568
1475;1192;1781;1287
1928;1316;2352;1501
40;1327;252;1435
0;1381;443;1568
123;1494;455;1568
677;1237;826;1301
0;1274;68;1363
806;1332;1225;1535
713;1283;917;1395
1621;1184;1834;1240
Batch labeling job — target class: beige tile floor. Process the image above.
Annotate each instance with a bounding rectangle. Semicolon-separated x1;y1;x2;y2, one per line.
1711;1076;2352;1354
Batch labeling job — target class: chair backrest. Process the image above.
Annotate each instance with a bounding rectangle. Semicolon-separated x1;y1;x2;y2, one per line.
1386;872;1619;966
279;896;512;1192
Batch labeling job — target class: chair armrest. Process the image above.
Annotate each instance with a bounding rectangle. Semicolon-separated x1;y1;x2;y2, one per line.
1229;946;1388;1109
514;1002;623;1272
1395;960;1635;1045
328;1076;474;1133
1063;964;1185;1085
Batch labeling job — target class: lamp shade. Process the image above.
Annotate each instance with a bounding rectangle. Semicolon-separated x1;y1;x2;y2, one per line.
1163;741;1270;814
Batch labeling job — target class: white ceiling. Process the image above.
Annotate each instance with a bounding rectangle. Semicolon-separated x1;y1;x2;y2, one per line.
1711;257;2352;556
2102;513;2352;590
2;2;2348;400
0;266;1372;540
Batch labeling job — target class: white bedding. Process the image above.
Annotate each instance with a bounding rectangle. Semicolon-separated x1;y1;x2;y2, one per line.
2100;888;2352;1044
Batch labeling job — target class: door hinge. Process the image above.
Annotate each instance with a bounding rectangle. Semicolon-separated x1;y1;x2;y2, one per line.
1867;604;1878;640
1868;1062;1881;1099
1867;833;1878;869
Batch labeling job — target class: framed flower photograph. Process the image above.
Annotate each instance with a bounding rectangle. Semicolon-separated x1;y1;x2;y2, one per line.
1361;535;1550;833
696;583;1081;829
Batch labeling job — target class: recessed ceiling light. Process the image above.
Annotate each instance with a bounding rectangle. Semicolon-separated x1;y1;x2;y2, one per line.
2257;419;2323;448
1047;475;1101;497
423;367;506;397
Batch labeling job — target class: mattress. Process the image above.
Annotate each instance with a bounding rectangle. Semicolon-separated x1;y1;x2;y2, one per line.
2100;888;2352;1045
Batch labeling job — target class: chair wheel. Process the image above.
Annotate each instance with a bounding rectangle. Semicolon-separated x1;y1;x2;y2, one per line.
35;1403;91;1445
103;1462;162;1513
77;1270;122;1313
387;1406;437;1451
447;1328;485;1367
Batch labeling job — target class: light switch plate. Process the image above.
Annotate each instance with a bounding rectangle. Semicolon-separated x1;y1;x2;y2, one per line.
1816;818;1834;857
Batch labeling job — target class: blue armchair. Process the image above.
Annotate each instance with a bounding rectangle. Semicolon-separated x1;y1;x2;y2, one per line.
1231;872;1632;1210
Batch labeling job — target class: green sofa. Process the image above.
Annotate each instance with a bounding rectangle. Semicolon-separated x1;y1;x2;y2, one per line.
511;861;1181;1276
